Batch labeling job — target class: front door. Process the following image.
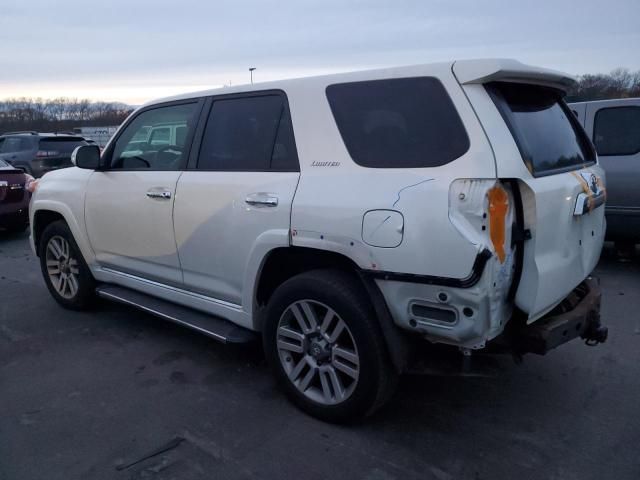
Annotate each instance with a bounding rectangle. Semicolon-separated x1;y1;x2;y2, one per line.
85;100;202;286
173;93;300;307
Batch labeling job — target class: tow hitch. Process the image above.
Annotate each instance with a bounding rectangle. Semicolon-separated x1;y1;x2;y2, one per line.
584;321;609;346
506;277;607;355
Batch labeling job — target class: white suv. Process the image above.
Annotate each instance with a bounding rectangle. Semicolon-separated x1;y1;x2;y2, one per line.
30;59;608;422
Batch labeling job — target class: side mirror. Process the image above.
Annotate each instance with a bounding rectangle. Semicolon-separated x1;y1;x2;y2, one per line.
71;145;101;170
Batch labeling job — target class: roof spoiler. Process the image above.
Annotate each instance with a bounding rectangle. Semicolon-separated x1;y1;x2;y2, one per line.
452;59;576;93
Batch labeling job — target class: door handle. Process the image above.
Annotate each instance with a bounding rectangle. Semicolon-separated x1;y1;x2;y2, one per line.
245;193;278;207
146;189;172;200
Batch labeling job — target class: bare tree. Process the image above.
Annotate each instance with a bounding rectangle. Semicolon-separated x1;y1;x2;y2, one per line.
567;68;640;102
0;97;133;133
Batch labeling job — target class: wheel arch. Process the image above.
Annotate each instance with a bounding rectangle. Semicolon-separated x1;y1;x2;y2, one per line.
31;203;95;267
253;246;412;372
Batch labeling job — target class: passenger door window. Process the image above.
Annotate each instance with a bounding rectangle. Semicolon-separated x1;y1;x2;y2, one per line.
197;95;298;171
593;106;640;156
109;102;198;170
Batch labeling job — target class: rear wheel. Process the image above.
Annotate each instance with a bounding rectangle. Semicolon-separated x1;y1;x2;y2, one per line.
263;269;397;423
39;220;96;309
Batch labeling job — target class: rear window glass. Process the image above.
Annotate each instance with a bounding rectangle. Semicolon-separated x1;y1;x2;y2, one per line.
487;82;595;176
326;77;470;168
593;106;640;156
39;138;87;154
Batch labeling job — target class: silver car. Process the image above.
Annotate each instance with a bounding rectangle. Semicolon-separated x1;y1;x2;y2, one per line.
570;98;640;250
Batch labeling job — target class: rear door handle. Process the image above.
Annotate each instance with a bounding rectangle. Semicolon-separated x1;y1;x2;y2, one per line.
146;189;172;200
245;193;278;207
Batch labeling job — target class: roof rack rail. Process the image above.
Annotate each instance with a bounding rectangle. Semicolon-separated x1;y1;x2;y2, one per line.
55;131;77;135
1;131;38;135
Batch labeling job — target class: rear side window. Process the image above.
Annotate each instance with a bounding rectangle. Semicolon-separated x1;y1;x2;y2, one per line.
326;77;469;168
487;82;595;176
0;136;32;153
197;94;298;171
39;138;86;154
593;106;640;156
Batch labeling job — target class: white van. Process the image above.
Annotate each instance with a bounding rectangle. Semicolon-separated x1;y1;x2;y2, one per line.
30;59;608;422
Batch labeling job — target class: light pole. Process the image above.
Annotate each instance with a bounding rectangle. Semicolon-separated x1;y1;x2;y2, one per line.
249;67;256;85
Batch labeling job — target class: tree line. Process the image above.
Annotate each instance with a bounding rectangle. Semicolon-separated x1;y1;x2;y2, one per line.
566;68;640;102
0;67;638;134
0;98;133;134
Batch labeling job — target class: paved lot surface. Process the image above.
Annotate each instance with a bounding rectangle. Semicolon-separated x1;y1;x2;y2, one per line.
1;230;639;480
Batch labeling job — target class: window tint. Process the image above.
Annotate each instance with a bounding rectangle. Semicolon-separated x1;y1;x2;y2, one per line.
326;77;469;168
110;103;197;170
593;106;640;156
175;125;187;147
148;127;170;146
197;95;298;171
487;82;595;175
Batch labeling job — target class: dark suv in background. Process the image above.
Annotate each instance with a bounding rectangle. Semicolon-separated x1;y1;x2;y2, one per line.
0;132;88;177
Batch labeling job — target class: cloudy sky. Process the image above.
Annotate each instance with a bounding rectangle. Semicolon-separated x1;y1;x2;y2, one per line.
1;0;638;104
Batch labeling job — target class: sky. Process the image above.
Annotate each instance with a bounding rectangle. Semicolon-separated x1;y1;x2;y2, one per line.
1;0;638;104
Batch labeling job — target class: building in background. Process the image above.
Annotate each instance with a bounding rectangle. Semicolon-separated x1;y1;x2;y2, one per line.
72;126;119;148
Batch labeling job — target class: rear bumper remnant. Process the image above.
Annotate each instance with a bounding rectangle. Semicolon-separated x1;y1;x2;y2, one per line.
511;277;607;355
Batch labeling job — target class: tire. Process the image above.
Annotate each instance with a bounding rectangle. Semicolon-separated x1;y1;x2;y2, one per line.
263;269;397;423
38;220;96;310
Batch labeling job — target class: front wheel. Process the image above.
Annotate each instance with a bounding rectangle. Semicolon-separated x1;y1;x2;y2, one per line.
263;269;397;423
38;220;96;310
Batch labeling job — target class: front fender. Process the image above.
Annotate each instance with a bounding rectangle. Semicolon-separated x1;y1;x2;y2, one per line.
31;199;96;267
30;168;95;265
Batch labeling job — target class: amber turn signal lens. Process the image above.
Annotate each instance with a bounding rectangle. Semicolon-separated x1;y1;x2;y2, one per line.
488;185;509;263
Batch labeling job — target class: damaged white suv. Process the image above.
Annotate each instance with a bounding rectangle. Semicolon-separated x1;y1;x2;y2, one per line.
30;59;608;422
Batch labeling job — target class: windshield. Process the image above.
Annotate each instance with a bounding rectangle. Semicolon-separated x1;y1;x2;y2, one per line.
487;82;595;176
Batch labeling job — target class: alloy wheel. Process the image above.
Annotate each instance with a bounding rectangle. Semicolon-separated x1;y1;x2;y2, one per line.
45;235;80;299
276;300;360;405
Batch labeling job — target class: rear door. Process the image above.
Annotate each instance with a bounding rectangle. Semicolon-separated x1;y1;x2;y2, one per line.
173;92;300;307
584;100;640;239
469;80;605;320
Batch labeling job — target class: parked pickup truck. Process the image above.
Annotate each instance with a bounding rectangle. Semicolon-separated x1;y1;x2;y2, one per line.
30;59;608;422
569;98;640;249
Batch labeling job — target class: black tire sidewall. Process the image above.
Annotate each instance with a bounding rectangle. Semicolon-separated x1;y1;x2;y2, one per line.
39;220;95;309
263;269;390;423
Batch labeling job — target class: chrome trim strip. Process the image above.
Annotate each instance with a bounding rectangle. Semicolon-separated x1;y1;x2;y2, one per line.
98;267;243;310
97;289;228;343
605;206;640;216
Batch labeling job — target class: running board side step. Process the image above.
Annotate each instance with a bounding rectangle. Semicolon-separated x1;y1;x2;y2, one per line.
95;285;257;344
